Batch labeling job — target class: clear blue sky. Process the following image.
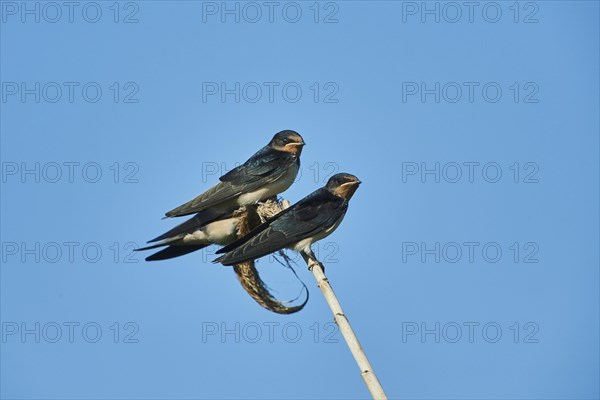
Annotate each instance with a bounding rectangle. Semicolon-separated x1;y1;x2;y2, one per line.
1;1;598;399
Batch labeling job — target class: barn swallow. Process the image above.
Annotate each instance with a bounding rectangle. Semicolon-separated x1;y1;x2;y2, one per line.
213;173;361;266
164;130;304;218
135;205;261;261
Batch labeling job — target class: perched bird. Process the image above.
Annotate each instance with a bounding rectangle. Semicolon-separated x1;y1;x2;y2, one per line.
135;205;261;261
214;173;361;266
165;130;305;218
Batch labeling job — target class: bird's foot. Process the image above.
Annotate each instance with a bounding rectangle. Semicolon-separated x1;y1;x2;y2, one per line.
307;259;325;273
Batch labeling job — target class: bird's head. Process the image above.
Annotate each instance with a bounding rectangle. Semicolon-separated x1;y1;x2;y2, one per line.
326;173;361;200
269;130;305;156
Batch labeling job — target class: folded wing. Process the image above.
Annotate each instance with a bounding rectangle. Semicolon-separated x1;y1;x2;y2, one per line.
165;148;296;217
215;189;347;266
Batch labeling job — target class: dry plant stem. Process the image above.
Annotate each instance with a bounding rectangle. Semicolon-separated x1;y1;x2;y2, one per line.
302;252;388;400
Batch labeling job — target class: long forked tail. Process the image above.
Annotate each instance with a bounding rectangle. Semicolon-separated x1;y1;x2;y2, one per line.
144;244;208;261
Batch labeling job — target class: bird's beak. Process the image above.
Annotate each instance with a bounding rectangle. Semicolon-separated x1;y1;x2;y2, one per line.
335;180;361;199
341;180;361;187
281;140;305;155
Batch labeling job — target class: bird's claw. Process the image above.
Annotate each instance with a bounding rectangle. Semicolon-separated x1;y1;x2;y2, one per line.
307;260;325;273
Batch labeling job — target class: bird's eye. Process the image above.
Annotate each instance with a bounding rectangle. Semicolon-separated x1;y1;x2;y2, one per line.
282;137;290;144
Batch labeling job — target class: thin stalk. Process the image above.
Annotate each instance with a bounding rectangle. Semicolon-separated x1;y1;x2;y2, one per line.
303;254;388;400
